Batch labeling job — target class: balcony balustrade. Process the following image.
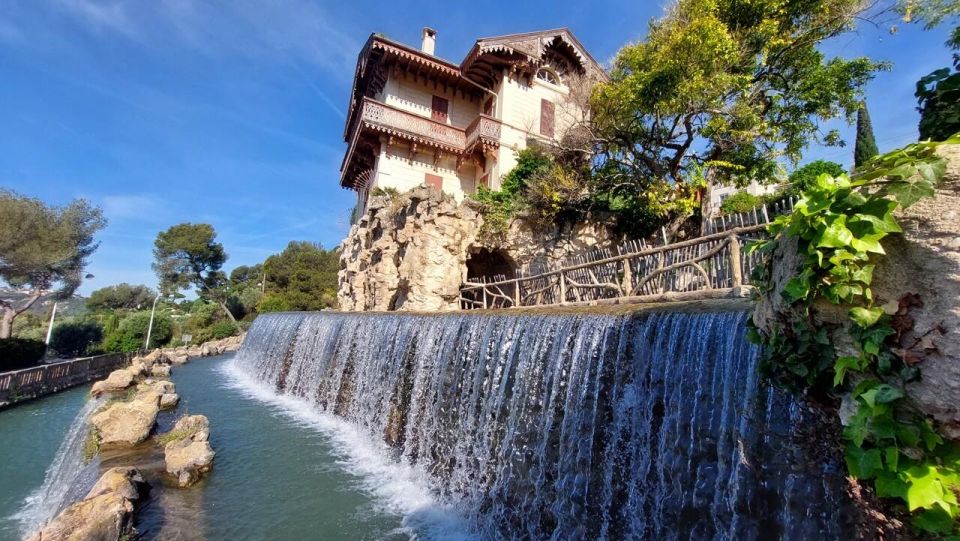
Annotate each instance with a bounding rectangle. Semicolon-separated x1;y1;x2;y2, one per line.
352;97;501;154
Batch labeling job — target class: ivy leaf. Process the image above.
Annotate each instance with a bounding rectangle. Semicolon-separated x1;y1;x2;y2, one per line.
834;356;862;386
913;506;955;534
875;471;908;499
850;306;884;328
782;277;810;302
905;466;946;511
882;180;936;208
818;220;854;248
847;444;883;479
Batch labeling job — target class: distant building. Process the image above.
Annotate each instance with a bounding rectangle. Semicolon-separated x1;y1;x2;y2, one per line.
340;28;605;216
707;181;783;216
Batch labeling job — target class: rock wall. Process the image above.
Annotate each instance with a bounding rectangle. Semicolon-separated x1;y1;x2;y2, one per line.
338;186;618;311
754;144;960;438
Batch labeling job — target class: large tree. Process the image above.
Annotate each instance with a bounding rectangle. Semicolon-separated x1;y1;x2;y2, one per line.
152;223;235;321
0;191;105;338
258;242;339;312
86;283;156;312
590;0;885;235
854;101;880;167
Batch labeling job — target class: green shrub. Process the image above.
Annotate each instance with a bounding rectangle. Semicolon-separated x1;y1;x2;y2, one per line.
102;311;172;352
0;338;46;371
49;320;103;358
787;160;846;194
719;191;764;214
209;320;238;340
256;295;290;313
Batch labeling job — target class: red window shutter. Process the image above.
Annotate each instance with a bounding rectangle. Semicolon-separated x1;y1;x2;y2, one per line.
540;99;555;138
425;173;443;192
431;96;449;122
483;98;493;115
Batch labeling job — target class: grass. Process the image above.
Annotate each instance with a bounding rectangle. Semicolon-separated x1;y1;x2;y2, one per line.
83;429;101;463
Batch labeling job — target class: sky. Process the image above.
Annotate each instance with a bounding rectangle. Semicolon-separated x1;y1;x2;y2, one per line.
0;0;954;296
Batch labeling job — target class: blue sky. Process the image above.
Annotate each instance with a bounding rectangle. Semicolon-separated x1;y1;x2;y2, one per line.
0;1;953;296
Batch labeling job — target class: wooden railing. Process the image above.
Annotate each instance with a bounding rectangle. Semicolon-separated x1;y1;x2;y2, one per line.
0;353;130;408
460;225;768;309
354;98;503;154
704;195;797;235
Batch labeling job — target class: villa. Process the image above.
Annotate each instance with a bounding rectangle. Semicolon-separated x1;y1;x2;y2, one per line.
339;28;606;216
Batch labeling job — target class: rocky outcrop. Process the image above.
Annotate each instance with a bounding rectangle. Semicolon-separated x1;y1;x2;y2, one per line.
161;415;215;487
339;185;618;311
26;468;147;541
89;369;135;397
90;393;160;447
754;144;960;438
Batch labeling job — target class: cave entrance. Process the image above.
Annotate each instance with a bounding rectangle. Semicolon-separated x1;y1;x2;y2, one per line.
465;249;518;308
467;248;517;283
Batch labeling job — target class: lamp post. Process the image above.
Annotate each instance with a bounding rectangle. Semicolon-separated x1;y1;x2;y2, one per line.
144;294;162;351
44;302;58;346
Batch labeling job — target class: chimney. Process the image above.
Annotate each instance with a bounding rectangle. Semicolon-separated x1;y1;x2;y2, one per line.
421;27;436;56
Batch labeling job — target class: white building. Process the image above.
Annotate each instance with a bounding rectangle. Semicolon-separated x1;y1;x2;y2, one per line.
340;28;605;215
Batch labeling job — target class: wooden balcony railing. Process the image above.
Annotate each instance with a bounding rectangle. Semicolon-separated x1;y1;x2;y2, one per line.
352;97;502;154
359;98;466;150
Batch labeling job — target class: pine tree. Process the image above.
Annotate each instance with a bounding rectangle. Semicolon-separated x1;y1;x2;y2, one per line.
854;102;879;168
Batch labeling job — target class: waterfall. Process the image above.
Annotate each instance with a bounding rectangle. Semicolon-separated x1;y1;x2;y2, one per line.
235;309;853;540
16;396;103;536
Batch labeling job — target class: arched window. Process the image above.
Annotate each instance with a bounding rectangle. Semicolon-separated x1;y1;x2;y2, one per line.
536;67;561;85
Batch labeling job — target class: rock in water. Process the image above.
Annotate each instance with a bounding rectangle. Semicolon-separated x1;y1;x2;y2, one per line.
162;415;214;487
150;364;171;378
90;369;135;397
26;467;147;541
90;395;160;447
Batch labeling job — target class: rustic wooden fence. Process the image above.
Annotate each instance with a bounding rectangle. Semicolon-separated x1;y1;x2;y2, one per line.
460;225;768;309
703;195;797;235
0;353;130;408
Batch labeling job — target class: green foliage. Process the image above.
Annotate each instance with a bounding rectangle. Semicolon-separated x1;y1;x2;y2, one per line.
256;295;290;313
208;320;238;340
371;186;400;198
0;190;105;338
86;283;155;312
152;223;235;321
854;102;880;168
590;0;885;230
749;136;960;534
917;59;960;142
259;242;339;311
0;337;46;371
102;311;173;352
787;160;847;194
719;190;782;214
49;320;103;358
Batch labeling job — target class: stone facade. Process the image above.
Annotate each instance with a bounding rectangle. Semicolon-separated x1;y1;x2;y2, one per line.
338;185;617;311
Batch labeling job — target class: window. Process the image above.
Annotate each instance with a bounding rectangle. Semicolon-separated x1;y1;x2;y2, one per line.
536;67;561;85
540;99;555;138
431;95;448;123
425;173;443;192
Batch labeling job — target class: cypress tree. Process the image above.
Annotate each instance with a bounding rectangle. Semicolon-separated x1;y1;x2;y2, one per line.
854;102;879;168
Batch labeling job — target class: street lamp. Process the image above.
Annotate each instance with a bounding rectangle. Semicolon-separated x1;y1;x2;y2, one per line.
144;294;162;351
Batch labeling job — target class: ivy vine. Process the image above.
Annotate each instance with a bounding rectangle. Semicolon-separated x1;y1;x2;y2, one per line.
749;135;960;536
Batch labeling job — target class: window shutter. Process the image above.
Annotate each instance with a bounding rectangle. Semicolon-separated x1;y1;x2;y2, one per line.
431;96;449;122
483;98;493;116
425;173;443;192
540;99;555;138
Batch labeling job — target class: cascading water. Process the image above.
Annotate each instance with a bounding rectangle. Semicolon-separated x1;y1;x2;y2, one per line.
234;309;854;540
16;396;103;536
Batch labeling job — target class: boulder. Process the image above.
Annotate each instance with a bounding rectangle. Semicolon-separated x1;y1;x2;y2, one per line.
91;395;160;447
26;467;147;541
128;361;147;378
137;379;176;395
162;415;214;487
142;349;162;365
90;369;135;397
200;343;213;357
186;346;202;358
170;354;189;365
159;393;180;410
150;364;171;378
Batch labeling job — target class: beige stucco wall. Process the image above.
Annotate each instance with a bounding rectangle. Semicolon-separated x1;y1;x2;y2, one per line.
383;75;480;129
372;143;478;202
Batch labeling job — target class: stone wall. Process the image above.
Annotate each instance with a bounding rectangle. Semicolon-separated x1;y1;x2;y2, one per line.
338;185;618;312
754;144;960;438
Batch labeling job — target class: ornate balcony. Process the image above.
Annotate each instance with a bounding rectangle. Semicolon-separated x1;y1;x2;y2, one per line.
341;97;502;190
